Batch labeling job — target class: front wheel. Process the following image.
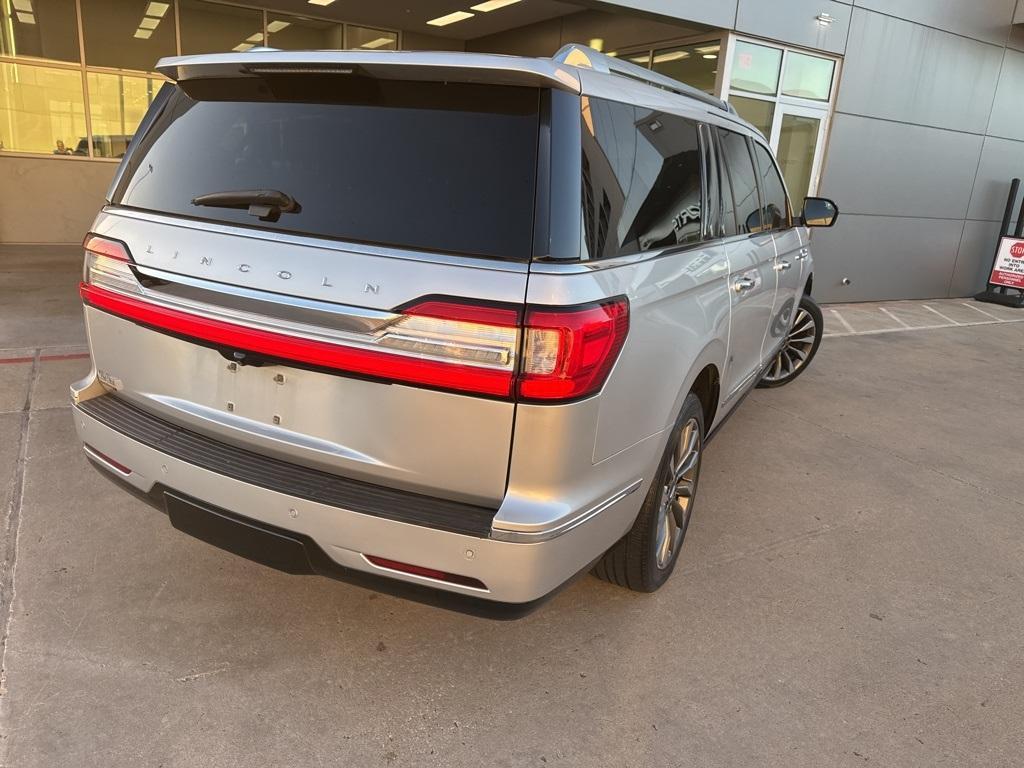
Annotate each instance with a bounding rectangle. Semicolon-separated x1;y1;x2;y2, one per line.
592;392;704;592
757;294;823;388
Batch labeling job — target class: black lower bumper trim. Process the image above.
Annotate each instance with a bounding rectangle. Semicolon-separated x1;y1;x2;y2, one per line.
76;394;497;537
86;458;555;619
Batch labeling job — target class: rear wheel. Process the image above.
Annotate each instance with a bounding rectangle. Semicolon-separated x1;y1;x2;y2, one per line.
758;294;823;388
593;393;704;592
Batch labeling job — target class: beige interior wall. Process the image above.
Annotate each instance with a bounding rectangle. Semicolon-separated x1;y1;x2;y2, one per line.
0;156;116;243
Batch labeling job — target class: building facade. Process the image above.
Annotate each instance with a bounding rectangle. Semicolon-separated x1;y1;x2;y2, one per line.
1;0;1022;302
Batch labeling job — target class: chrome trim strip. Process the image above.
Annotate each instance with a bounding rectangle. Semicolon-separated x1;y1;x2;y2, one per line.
83;444;132;477
490;479;643;543
134;264;397;334
90;268;517;372
103;207;532;274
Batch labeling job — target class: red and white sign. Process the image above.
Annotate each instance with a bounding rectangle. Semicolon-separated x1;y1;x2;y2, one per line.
990;237;1024;289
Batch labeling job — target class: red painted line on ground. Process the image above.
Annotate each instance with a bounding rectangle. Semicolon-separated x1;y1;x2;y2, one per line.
39;352;90;362
0;356;34;365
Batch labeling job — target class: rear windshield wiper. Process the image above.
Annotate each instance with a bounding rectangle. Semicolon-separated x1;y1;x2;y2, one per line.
191;189;301;222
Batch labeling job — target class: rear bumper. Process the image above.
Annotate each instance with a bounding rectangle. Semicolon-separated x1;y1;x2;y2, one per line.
72;394;642;611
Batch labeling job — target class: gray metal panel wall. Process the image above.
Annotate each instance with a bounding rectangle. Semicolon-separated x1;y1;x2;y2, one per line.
854;0;1017;45
809;216;965;301
809;3;1021;301
838;9;1004;134
986;48;1024;141
967;136;1024;221
735;0;850;54
819;114;983;219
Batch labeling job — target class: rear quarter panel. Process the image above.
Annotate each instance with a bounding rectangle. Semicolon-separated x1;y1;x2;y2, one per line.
526;243;730;464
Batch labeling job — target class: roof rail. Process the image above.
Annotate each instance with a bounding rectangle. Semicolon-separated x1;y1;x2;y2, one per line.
552;43;736;115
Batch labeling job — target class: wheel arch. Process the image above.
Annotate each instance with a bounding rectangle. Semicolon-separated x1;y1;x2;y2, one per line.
673;339;726;434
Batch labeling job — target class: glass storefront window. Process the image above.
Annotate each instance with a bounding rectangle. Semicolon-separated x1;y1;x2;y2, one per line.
730;41;782;96
729;95;774;139
86;70;163;157
266;14;343;50
346;25;397;50
781;51;835;101
179;0;263;54
0;59;86;154
81;0;176;71
651;41;719;94
0;0;79;62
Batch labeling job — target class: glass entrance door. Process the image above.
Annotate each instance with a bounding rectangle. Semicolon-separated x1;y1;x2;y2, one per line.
769;105;828;202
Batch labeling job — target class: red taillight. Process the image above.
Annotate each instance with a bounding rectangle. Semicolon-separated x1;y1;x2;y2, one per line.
364;555;487;590
80;284;517;397
516;298;629;402
78;232;629;403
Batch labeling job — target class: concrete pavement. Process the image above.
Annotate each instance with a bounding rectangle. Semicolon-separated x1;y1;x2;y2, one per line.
1;247;1023;766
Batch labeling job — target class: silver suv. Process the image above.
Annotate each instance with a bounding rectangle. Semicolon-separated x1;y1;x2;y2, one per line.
71;45;838;616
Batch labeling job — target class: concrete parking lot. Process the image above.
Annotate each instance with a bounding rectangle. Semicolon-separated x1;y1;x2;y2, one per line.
2;246;1024;767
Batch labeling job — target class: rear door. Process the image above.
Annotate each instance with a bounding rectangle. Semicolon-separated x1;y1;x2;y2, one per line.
716;128;778;400
751;140;804;356
87;72;548;506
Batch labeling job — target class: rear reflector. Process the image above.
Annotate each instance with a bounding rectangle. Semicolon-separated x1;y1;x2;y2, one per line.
364;555;488;590
79;233;629;403
83;444;132;475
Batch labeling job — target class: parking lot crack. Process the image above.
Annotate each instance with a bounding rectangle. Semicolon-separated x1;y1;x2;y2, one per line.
0;349;40;752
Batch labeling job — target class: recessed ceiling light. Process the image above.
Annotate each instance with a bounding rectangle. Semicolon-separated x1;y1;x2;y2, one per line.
233;43;254;52
307;0;335;5
653;51;688;63
266;20;291;33
470;0;520;11
702;53;717;59
15;11;35;23
138;16;159;29
427;11;474;26
133;28;153;38
12;0;33;11
361;37;394;49
588;38;604;51
145;1;169;17
246;33;263;42
694;45;719;54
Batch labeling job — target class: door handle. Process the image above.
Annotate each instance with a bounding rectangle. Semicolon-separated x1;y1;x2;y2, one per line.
733;276;756;293
774;260;792;272
795;248;810;261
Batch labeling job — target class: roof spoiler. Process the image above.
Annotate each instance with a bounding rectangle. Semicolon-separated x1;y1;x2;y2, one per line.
552;44;737;115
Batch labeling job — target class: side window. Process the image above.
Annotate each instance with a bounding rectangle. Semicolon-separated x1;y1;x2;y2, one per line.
718;129;763;235
752;142;792;230
581;97;704;259
714;130;739;237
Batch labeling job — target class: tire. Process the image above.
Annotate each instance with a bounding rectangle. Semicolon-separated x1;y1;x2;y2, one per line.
592;392;704;592
757;294;823;389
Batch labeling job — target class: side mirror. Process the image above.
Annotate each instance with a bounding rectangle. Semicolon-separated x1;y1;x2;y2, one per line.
801;197;838;228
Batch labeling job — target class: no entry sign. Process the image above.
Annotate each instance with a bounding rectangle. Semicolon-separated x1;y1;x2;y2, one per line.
990;237;1024;289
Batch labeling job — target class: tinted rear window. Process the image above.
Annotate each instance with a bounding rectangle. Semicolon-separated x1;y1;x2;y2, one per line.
114;76;541;261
